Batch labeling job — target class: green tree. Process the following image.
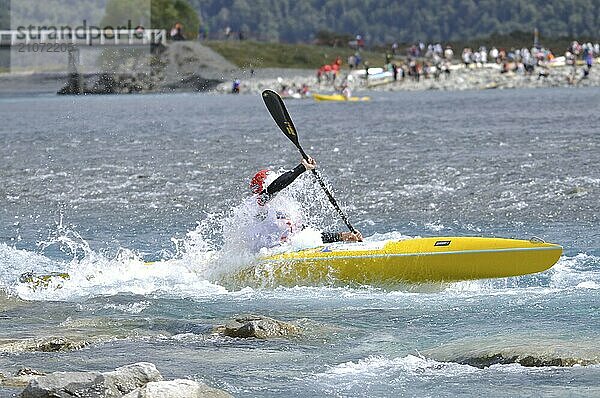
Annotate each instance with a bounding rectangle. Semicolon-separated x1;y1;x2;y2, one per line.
150;0;200;39
184;0;600;44
101;0;151;28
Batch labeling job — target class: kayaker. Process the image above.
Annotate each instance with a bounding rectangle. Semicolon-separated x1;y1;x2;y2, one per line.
249;157;362;251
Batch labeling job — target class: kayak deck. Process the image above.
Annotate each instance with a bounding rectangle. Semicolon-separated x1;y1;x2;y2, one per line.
235;237;562;286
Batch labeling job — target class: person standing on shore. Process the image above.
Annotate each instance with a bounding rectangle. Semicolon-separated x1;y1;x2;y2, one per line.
232;79;241;94
348;54;356;70
584;46;593;72
444;45;454;61
489;47;499;63
170;23;185;41
462;48;472;68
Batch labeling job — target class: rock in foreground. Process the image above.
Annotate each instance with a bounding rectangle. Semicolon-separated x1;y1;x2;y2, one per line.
18;362;232;397
20;362;160;398
21;371;106;398
123;379;233;398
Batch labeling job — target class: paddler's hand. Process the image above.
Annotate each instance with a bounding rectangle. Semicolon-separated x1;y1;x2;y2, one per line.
302;157;317;171
341;230;363;242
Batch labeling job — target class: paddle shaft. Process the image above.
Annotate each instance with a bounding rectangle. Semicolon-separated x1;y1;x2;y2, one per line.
295;143;358;235
261;90;358;235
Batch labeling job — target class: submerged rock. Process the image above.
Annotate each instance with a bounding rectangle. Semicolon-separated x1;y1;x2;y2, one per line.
122;379;233;398
218;314;300;339
453;353;594;368
424;336;600;368
1;368;45;388
16;369;46;377
35;337;88;352
0;336;88;353
19;272;70;290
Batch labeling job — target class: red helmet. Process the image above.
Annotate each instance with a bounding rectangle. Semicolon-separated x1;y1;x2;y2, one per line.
250;169;270;194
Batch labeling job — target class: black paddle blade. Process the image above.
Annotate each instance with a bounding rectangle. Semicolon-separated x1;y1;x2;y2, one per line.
262;89;302;150
260;90;357;235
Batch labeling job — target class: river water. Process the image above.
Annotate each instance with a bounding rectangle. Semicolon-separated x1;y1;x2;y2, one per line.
0;88;599;396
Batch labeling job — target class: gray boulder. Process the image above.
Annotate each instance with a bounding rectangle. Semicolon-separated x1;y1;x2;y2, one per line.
453;353;595;368
102;362;164;396
34;337;88;352
122;379;233;398
0;336;88;353
220;314;300;339
20;362;162;398
20;371;104;398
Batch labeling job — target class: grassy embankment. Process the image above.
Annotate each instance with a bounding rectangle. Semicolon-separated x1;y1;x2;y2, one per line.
204;40;388;69
204;31;598;70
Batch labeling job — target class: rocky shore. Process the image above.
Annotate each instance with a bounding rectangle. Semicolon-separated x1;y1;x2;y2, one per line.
2;313;600;397
2;41;598;96
214;63;600;95
0;315;298;397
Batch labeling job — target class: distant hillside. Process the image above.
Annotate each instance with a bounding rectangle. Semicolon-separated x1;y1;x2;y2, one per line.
189;0;600;44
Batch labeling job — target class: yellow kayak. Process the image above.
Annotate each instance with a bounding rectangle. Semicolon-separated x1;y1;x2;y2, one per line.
234;236;562;286
19;236;561;289
312;93;371;102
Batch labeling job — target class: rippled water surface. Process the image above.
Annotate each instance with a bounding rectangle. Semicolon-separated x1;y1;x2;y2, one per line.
0;88;599;396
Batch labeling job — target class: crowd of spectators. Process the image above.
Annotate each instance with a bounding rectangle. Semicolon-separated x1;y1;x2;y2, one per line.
401;40;598;75
372;40;598;83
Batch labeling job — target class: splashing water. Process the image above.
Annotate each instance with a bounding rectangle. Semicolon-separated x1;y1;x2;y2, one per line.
1;156;596;302
2;170;358;301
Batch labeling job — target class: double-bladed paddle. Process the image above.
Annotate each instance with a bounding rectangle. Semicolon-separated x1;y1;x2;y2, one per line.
261;89;358;235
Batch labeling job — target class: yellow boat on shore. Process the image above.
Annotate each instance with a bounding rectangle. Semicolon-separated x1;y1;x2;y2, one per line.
312;93;371;102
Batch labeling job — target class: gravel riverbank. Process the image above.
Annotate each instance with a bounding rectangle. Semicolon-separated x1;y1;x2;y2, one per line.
1;64;598;97
215;63;600;95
